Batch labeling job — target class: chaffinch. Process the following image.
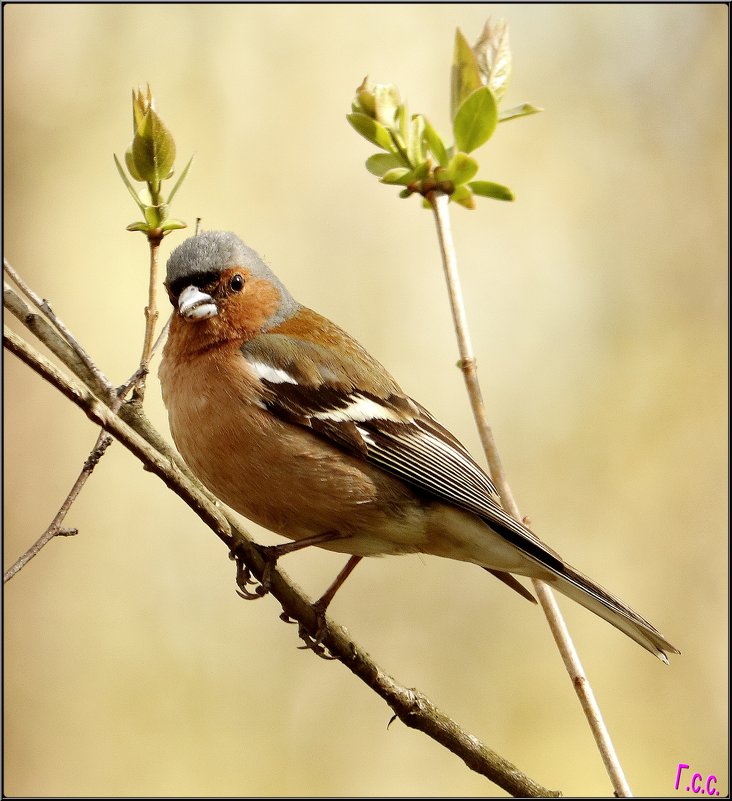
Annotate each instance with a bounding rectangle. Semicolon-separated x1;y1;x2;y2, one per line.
159;230;679;662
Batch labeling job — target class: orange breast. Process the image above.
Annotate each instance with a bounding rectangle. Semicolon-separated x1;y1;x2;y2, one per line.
158;339;427;555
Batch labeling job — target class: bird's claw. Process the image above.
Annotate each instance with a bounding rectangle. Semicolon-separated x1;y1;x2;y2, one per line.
230;543;284;600
231;545;339;660
296;602;337;659
230;547;267;600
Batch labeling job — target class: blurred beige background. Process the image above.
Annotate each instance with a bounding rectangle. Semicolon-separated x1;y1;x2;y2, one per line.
3;3;727;797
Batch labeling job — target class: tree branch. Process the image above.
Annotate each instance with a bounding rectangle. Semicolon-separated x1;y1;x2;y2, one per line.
4;257;116;401
3;271;151;584
4;281;111;401
133;234;162;401
429;190;631;796
3;309;560;797
3;430;110;583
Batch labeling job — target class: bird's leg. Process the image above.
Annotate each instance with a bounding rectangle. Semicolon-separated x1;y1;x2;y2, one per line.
259;530;347;593
231;531;347;601
298;555;364;657
237;533;363;660
312;555;363;619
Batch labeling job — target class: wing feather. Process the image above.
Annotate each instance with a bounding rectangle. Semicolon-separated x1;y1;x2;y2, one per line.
240;328;679;659
242;336;563;570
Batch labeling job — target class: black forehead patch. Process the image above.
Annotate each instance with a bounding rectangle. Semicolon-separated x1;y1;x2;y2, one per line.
166;270;221;299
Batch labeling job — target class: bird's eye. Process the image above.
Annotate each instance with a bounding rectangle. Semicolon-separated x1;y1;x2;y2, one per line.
230;274;244;292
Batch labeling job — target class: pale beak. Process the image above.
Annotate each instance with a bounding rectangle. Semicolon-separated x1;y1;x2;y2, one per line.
178;285;218;320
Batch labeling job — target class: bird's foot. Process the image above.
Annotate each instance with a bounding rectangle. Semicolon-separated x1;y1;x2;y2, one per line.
296;600;336;660
229;545;267;600
259;544;287;594
233;542;287;599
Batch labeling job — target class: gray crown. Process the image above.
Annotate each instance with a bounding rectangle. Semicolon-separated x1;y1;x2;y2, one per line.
166;231;299;328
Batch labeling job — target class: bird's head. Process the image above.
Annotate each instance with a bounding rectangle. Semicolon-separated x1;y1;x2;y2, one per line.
164;231;299;348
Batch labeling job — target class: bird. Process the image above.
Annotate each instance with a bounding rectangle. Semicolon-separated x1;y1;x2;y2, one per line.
158;230;679;662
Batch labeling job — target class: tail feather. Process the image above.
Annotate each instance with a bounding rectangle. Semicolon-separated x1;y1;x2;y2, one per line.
546;563;680;663
481;515;680;661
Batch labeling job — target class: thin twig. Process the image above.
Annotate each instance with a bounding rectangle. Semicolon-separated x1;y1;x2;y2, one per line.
117;312;169;399
2;353;132;584
3;279;123;576
3;431;112;583
3;321;560;798
4;257;116;400
133;234;163;401
4;275;163;583
428;190;632;797
4;283;186;475
4;284;110;400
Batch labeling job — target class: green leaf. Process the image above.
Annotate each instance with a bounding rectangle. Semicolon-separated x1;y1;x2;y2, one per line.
144;203;169;227
453;86;498;153
423;117;448;166
124;144;144;182
365;153;403;176
131;109;176;183
161;219;188;233
413;160;431;180
144;206;159;227
498;103;543;123
167;154;194;204
131;86;150;134
397;101;408;144
407;114;425;167
469;180;515;201
473;19;512;101
451;184;476;209
380;167;412;185
451;28;484;121
446;152;478;185
355;76;376;117
126;221;150;232
373;83;401;128
113;153;147;213
347;112;394;151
